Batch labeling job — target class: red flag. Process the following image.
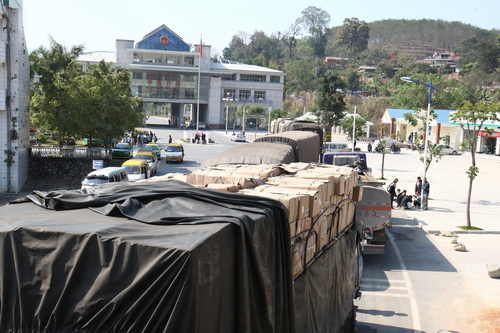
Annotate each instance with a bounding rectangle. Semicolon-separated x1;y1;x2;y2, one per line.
198;39;203;58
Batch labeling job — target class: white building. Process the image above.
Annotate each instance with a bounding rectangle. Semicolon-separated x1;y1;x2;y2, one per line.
0;0;30;193
79;25;285;130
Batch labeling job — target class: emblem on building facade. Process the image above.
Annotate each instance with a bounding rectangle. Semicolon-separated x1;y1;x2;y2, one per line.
160;35;169;45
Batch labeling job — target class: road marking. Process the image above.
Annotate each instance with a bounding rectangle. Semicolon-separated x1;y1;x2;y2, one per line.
362;284;408;290
387;228;422;333
363;278;405;284
361;291;411;298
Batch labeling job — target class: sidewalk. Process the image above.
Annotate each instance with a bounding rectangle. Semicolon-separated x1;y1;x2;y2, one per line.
367;148;500;310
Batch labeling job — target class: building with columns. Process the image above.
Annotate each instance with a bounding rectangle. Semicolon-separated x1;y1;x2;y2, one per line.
79;25;285;130
382;109;500;155
0;0;30;193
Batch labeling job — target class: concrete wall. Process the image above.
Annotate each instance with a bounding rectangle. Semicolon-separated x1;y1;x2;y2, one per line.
29;157;123;182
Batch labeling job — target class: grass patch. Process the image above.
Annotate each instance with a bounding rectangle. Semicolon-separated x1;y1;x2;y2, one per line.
457;226;483;231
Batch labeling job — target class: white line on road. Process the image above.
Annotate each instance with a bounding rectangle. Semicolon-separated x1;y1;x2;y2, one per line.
362;284;408;290
362;278;406;284
387;228;422;333
361;291;411;298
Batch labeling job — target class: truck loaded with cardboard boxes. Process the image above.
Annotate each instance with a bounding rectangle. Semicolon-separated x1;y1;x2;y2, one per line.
0;131;365;332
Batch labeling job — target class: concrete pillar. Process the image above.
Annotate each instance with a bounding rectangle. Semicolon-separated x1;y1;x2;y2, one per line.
436;123;441;144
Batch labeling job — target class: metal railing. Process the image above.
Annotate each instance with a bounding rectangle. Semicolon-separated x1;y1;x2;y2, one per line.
30;147;112;159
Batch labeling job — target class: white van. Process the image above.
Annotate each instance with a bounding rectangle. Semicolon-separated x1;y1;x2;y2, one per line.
81;167;129;190
323;142;350;153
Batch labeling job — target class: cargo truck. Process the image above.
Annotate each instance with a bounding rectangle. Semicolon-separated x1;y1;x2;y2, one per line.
0;131;364;332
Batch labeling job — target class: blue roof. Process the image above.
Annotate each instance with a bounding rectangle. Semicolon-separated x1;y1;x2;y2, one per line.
386;109;457;124
136;25;190;52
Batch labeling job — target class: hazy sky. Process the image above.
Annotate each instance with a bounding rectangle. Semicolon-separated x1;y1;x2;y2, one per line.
23;0;499;55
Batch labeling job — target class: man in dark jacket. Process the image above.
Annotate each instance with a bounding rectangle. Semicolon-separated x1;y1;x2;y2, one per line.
422;177;430;210
388;178;398;209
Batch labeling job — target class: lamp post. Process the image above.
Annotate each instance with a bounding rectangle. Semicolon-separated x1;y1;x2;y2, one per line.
400;77;439;182
242;105;249;133
336;89;364;152
222;95;233;134
258;98;273;133
290;94;306;115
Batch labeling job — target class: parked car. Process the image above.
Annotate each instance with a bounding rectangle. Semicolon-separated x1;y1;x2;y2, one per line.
323;142;350;153
81;167;129;191
436;144;459;155
83;138;104;147
231;132;246;142
62;137;76;145
373;138;403;148
121;159;151;181
142;143;161;158
197;122;207;129
112;143;133;159
165;143;185;163
134;150;160;174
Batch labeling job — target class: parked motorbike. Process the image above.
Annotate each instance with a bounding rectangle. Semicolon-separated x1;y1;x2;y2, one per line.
391;145;401;154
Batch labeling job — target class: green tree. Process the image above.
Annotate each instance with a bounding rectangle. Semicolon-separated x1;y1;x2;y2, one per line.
284;59;319;94
476;39;500;74
29;39;85;145
30;41;142;146
338;115;367;141
450;100;500;228
334;18;370;58
282;19;302;58
316;70;346;129
76;61;143;146
300;6;330;58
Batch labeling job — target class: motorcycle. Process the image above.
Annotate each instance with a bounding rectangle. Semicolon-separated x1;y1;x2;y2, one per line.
391;145;401;154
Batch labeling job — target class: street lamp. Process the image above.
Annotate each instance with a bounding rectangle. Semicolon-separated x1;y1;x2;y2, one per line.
242;105;250;133
400;76;439;183
222;95;233;134
258;98;273;133
336;89;365;152
290;94;306;115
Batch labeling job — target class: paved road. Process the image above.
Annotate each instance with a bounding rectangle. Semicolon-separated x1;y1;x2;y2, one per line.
355;146;500;332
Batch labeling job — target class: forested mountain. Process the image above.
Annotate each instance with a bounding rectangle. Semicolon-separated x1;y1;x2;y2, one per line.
366;19;498;59
220;8;499;125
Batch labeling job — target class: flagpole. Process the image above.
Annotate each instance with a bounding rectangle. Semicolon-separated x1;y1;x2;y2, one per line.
196;35;202;133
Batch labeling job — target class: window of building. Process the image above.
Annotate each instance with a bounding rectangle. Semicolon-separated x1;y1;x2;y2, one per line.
185;56;194;65
240;74;265;82
254;91;266;100
222;74;236;81
224;89;236;99
239;90;251;100
270;75;281;83
133;72;143;79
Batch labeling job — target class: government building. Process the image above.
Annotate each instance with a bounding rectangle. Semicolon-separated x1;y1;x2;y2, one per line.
79;25;285;129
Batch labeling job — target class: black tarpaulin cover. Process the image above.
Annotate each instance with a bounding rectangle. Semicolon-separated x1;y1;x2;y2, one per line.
0;180;294;333
254;131;320;163
201;142;296;168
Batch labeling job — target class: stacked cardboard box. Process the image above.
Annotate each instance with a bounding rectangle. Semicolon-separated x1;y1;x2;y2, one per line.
182;163;363;278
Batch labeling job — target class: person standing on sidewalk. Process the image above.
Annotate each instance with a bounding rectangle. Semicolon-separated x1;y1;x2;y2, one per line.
415;176;422;195
422;177;430;210
387;178;398;209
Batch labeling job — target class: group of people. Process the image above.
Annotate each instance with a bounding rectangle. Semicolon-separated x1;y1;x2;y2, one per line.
193;132;207;144
123;131;158;146
387;176;430;210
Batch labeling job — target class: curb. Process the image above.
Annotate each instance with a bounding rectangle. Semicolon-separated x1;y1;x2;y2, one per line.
413;217;500;235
